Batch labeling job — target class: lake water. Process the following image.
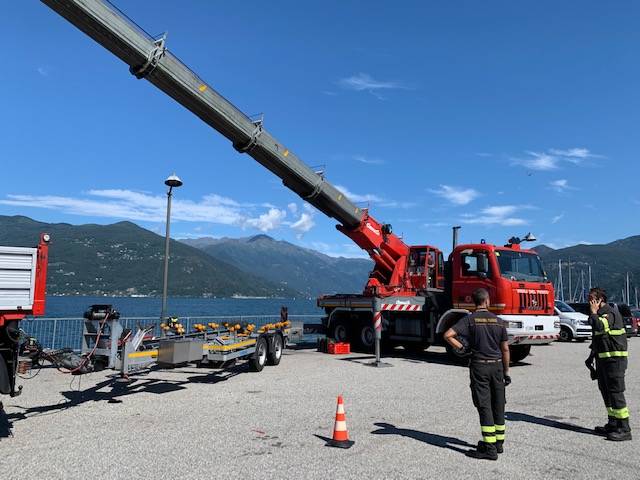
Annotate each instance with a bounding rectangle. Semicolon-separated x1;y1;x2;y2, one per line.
20;296;324;351
43;296;322;318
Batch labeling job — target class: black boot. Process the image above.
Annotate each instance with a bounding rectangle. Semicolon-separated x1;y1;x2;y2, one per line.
607;419;632;442
465;441;498;460
495;440;504;454
595;417;617;436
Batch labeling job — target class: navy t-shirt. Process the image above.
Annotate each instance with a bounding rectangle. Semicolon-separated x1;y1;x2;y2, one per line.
452;309;508;360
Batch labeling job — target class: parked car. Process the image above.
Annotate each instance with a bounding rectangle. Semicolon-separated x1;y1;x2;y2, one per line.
569;302;637;337
632;309;640;335
555;300;591;342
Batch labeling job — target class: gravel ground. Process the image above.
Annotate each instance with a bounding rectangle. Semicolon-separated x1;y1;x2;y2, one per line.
1;340;638;480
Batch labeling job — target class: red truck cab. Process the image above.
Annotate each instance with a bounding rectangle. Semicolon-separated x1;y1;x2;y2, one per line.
437;240;559;361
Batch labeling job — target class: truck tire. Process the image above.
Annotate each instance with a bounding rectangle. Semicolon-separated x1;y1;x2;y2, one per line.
559;327;573;342
510;344;531;363
358;324;375;352
330;321;349;343
445;342;469;364
267;333;284;366
249;337;268;372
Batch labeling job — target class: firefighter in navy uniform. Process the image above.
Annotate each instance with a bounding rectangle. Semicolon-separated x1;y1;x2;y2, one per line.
445;288;511;460
586;287;631;441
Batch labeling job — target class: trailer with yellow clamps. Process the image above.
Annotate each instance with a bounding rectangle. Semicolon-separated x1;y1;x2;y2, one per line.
82;305;290;378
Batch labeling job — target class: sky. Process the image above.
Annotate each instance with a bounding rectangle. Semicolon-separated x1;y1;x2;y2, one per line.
1;1;638;257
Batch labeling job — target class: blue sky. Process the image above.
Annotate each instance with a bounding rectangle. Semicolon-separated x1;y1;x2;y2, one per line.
1;1;638;257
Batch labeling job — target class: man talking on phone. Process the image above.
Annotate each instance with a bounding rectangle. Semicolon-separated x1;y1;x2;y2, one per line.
586;287;631;441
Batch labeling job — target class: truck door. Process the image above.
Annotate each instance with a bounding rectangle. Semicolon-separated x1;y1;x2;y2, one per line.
452;249;496;309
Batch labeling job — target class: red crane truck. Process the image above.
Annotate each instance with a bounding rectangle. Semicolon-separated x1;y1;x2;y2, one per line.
0;234;50;402
40;0;558;363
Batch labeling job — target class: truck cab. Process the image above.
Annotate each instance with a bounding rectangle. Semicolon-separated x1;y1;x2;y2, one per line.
440;240;559;361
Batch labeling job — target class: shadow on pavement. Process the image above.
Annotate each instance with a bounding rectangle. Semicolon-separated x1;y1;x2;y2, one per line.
371;422;475;454
0;405;14;439
505;411;598;436
2;363;248;429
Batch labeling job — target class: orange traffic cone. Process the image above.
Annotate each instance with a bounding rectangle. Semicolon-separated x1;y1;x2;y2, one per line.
327;395;354;448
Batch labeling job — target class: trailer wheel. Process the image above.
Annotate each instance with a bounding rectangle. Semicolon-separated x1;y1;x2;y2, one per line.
267;333;284;366
249;337;268;372
510;344;531;363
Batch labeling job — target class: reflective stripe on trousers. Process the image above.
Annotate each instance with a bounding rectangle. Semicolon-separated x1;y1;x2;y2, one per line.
481;425;496;443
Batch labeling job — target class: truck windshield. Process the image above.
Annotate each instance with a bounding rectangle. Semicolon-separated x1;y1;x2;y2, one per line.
555;300;575;313
495;250;546;282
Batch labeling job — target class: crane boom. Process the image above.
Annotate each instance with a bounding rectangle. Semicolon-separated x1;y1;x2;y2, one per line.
42;0;362;229
41;0;413;294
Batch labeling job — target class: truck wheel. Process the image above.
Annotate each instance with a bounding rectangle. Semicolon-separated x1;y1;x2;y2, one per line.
249;337;268;372
559;327;573;342
331;321;349;343
445;342;469;364
267;333;284;366
510;344;531;363
358;324;375;351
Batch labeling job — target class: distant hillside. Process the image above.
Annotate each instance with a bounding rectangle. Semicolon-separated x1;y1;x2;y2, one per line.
183;235;372;296
535;236;640;303
0;216;296;297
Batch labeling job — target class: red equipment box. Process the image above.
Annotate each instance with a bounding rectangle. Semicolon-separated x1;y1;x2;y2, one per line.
327;342;351;355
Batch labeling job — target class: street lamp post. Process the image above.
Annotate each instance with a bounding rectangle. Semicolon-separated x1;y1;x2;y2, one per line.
161;173;183;326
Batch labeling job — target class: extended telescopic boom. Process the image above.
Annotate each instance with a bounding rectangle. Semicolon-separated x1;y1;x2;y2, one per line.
41;0;412;294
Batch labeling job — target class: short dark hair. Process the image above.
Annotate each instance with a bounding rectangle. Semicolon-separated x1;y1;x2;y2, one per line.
472;288;490;306
589;287;607;303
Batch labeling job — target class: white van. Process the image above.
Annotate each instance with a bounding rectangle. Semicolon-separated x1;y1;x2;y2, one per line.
554;300;591;342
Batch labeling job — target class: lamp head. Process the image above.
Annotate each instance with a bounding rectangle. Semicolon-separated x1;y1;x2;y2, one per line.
165;173;183;188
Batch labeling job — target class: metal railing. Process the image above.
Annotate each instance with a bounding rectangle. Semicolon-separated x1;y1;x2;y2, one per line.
20;315;324;351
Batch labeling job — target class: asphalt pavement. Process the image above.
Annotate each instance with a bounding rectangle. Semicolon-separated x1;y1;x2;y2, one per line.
1;339;637;480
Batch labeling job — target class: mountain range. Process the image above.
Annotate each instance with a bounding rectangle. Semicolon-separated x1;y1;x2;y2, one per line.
533;236;640;303
0;215;371;297
1;215;637;302
181;235;372;296
0;216;295;297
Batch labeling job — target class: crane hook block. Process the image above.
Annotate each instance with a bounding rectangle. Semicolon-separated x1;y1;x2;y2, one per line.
130;34;167;79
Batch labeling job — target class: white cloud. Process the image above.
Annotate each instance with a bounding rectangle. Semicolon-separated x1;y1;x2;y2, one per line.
309;241;369;259
353;154;385;165
423;222;449;228
287;203;298;214
335;185;383;204
512;147;602;171
244;208;287;232
429;185;480;206
549;179;576;193
333;186;416;209
338;73;408;99
37;66;49;77
0;190;289;233
515;152;559;171
548;148;597;159
290;213;315;237
338;73;404;91
461;205;529;226
551;213;564;224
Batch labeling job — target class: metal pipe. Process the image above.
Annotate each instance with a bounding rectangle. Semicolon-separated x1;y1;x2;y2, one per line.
452;226;461;251
160;186;173;323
